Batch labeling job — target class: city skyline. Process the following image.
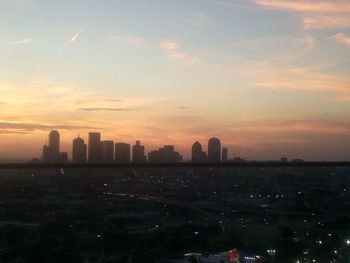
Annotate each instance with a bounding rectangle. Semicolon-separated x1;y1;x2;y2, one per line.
1;128;350;161
42;130;225;163
0;0;350;161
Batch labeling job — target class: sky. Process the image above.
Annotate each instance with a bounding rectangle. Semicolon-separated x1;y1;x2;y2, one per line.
0;0;350;161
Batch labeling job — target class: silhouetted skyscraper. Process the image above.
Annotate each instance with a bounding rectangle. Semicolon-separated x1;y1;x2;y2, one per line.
208;137;221;162
132;140;146;163
222;147;228;162
115;143;130;162
101;140;114;162
88;132;101;163
192;141;207;162
49;130;60;155
72;136;87;163
42;130;61;163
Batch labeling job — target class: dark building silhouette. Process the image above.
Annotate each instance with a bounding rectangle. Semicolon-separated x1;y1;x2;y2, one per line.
42;130;61;163
88;132;101;163
192;141;207;162
42;130;69;163
208;137;221;162
148;145;182;163
101;140;114;162
115;143;130;162
49;130;60;156
132;140;146;163
72;136;87;163
222;147;228;162
58;152;68;163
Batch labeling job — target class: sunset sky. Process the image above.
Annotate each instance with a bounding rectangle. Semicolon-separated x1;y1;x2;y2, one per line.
1;0;350;161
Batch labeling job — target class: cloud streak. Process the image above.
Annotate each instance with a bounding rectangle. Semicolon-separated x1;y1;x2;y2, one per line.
78;107;144;112
0;121;99;131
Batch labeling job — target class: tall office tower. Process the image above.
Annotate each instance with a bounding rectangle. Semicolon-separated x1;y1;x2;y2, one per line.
115;143;130;162
72;136;87;163
208;137;221;162
42;130;61;163
88;132;101;163
49;130;60;156
192;141;207;162
101;140;114;162
222;147;228;162
132;140;146;162
42;145;49;163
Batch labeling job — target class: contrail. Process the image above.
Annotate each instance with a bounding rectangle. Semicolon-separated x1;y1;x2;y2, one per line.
70;25;88;43
4;38;33;45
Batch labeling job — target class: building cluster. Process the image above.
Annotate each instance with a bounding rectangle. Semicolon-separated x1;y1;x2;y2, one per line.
42;130;228;163
192;138;228;163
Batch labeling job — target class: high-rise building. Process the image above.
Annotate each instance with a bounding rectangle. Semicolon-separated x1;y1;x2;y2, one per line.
101;140;114;162
132;140;146;163
88;132;101;163
222;147;228;162
115;143;130;162
72;136;87;163
49;130;60;156
42;145;49;163
148;145;182;163
208;137;221;162
192;141;207;162
42;130;61;163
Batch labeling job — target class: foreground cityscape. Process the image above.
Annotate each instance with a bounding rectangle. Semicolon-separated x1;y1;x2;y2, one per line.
1;164;350;263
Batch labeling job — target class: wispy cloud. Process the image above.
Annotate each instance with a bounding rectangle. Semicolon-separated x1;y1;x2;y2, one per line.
250;0;350;29
4;38;33;45
0;121;99;131
79;107;144;112
70;24;88;43
253;64;350;100
303;15;350;29
160;41;202;65
331;33;350;46
252;0;350;12
107;35;146;47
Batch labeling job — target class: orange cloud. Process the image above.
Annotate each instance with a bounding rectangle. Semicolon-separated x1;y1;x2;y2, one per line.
251;0;350;29
332;33;350;46
253;0;350;12
160;41;202;65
